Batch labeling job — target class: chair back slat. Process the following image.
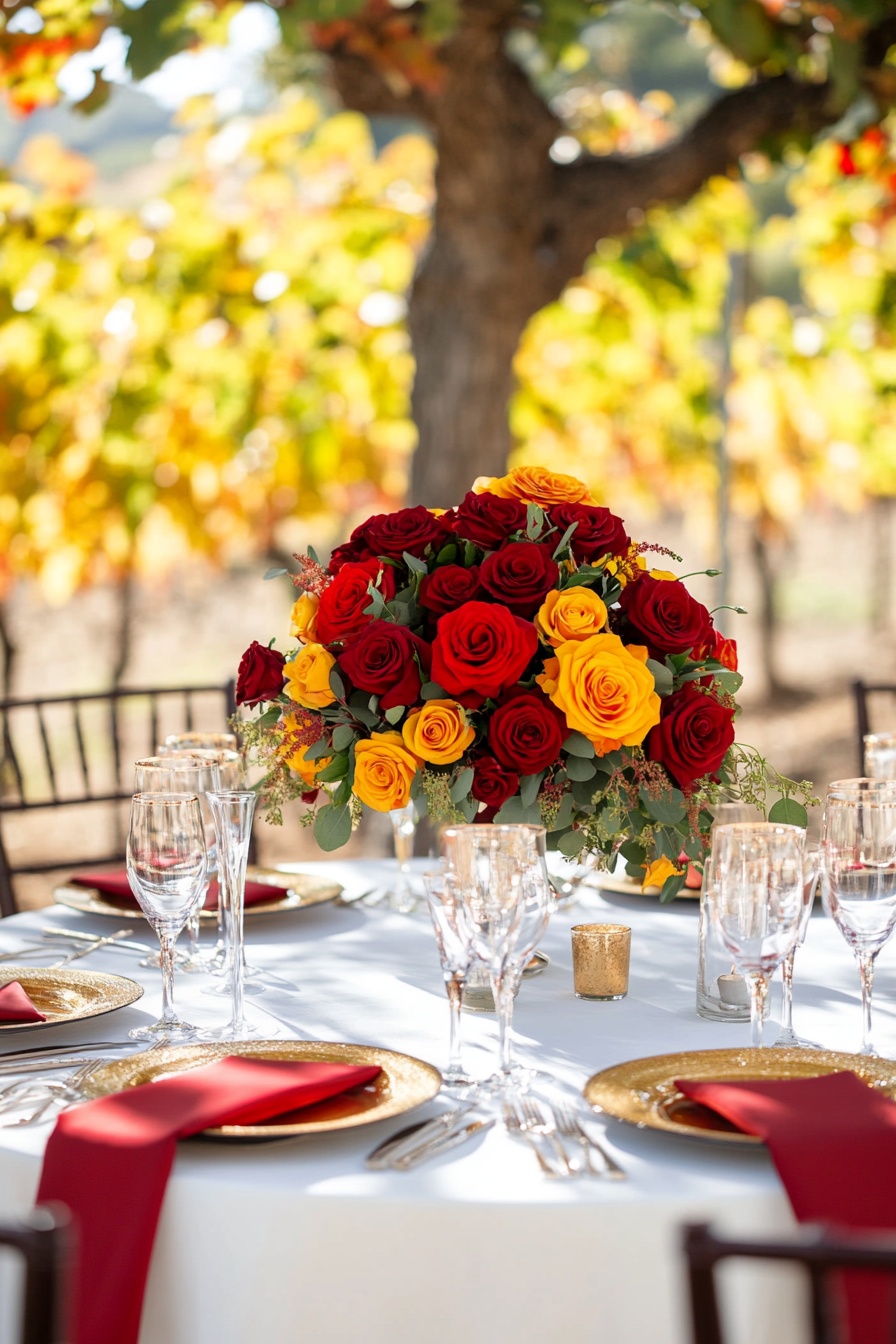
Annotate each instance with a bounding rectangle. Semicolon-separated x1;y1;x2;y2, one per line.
853;679;896;774
0;1205;71;1344
0;682;239;914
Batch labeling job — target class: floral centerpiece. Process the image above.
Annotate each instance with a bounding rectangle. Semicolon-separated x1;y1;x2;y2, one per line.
236;465;813;901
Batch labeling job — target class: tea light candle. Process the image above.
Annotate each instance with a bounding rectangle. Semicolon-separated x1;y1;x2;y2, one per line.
717;973;750;1008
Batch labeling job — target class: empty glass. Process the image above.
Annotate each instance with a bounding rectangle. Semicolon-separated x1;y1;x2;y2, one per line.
864;733;896;780
706;823;806;1047
126;792;207;1041
201;790;261;1040
772;843;821;1048
422;869;474;1088
162;732;239;754
822;783;896;1055
443;824;552;1084
385;803;418;913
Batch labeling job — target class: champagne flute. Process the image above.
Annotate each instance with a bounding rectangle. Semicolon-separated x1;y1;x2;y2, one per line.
772;842;821;1048
443;824;551;1085
822;784;896;1056
200;790;263;1040
422;868;475;1089
706;823;805;1048
126;792;207;1041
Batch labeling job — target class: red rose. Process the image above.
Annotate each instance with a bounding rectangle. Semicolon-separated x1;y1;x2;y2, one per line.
479;542;559;618
451;491;529;549
619;574;712;657
548;502;629;561
431;601;539;704
337;621;431;711
471;754;519;820
488;690;565;775
359;506;449;560
419;564;481;616
315;559;397;646
329;530;373;573
235;641;286;707
646;683;735;788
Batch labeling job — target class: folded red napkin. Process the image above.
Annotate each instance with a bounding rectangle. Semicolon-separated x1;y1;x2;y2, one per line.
69;869;279;911
676;1071;896;1344
0;980;46;1023
37;1055;381;1344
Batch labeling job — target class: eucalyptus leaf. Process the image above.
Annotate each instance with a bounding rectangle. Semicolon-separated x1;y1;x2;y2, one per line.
646;658;674;696
494;796;542;825
421;681;448;700
384;704;405;725
314;754;348;783
402;551;428;575
263;567;288;580
640;787;686;826
519;771;544;809
570;777;597;808
313;801;353;851
558;829;587;857
328;668;346;701
331;724;355;752
450;767;475;803
768;797;809;829
660;872;687;904
565;755;596;782
563;731;595;759
553;792;576;830
332;776;352;807
304;738;333;761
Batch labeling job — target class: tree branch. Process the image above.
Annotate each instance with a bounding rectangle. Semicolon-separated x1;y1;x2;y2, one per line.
543;75;833;294
326;48;437;125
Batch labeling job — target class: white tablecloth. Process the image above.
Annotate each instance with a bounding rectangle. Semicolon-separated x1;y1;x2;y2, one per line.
1;861;895;1344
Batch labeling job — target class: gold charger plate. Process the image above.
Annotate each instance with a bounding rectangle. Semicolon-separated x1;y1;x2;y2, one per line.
0;966;143;1034
52;867;342;922
82;1040;442;1139
584;1047;896;1146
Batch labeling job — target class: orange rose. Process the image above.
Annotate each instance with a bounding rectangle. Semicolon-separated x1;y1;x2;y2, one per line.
279;712;330;787
474;465;595;508
289;592;319;644
283;643;337;710
352;732;419;811
641;857;681;894
536;632;661;755
536;588;608;646
401;699;475;765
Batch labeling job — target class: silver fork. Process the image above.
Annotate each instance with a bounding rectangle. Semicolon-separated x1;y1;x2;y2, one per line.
502;1096;572;1177
517;1096;578;1176
0;1059;107;1127
552;1100;626;1180
0;1039;169;1123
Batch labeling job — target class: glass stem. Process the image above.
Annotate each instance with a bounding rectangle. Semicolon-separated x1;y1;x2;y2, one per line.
780;949;796;1035
857;950;877;1056
747;972;768;1048
492;970;514;1076
228;859;246;1033
446;975;465;1075
159;933;178;1026
185;910;201;959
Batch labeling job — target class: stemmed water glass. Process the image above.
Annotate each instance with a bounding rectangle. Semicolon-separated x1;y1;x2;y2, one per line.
422;868;475;1089
200;790;264;1040
706;822;806;1048
443;824;553;1086
822;780;896;1056
772;842;821;1048
125;792;207;1041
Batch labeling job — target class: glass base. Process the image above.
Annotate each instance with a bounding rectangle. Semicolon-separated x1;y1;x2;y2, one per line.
198;1019;268;1041
129;1018;197;1042
771;1027;824;1049
575;990;627;1001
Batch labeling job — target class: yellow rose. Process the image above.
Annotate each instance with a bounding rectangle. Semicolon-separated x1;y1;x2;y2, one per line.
474;465;594;507
401;699;475;765
283;643;337;710
353;732;419;812
278;715;331;784
641;857;682;894
536;588;608;646
536;632;661;755
289;592;319;644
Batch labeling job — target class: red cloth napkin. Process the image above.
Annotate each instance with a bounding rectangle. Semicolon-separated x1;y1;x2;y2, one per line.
37;1055;381;1344
0;980;46;1023
69;869;279;911
676;1071;896;1344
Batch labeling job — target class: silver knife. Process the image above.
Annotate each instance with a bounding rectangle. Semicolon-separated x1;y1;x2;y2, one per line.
58;930;131;963
0;1041;123;1067
41;928;153;954
393;1117;495;1170
365;1105;475;1169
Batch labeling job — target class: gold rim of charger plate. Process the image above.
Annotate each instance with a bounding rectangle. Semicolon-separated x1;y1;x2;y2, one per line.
82;1040;443;1138
52;867;343;922
584;1047;896;1146
0;966;143;1033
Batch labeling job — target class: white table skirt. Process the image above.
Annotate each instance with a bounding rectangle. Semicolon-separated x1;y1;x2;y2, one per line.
1;859;894;1344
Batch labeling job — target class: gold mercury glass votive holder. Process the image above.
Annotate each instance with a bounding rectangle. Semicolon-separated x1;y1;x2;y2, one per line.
571;923;631;1001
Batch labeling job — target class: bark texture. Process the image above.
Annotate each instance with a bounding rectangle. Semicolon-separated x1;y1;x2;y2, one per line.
325;0;881;504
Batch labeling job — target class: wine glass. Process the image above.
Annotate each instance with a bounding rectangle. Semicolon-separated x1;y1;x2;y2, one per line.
162;732;239;754
706;823;806;1048
384;803;418;914
443;824;552;1085
864;733;896;780
822;784;896;1056
772;842;821;1048
422;868;475;1090
126;792;207;1041
134;753;234;970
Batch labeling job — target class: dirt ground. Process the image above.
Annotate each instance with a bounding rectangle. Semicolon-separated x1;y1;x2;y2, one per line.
4;506;894;910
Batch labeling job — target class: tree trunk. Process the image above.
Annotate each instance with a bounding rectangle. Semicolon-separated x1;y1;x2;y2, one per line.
0;604;16;700
870;496;893;634
751;525;792;704
110;575;134;690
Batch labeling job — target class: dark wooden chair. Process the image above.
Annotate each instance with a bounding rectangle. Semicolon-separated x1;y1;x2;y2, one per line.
0;1206;71;1344
683;1221;896;1344
852;678;896;774
0;682;236;916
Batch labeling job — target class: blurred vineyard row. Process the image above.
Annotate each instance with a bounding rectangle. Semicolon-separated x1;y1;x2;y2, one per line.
2;85;896;691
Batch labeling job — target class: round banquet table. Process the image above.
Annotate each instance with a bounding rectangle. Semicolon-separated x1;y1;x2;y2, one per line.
1;859;895;1344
